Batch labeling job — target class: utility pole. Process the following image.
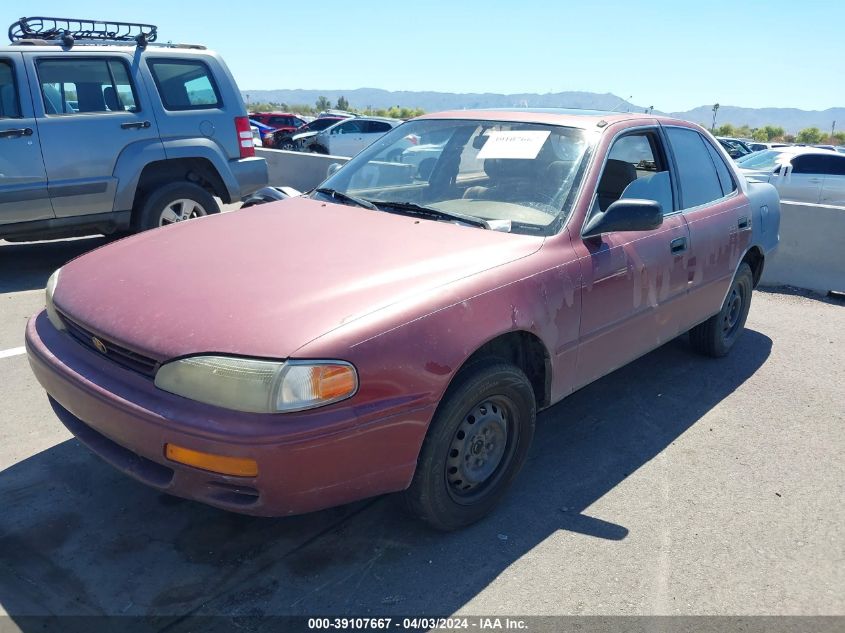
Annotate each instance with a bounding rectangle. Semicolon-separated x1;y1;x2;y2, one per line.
711;103;720;132
831;120;836;143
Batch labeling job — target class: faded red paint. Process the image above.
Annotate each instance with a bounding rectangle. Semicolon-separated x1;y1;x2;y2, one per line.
26;111;772;517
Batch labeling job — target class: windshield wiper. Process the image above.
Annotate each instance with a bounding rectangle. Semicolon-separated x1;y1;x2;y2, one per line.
313;188;378;211
374;200;490;230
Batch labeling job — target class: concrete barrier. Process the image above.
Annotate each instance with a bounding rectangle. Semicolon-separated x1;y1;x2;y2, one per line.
256;147;350;192
759;201;845;293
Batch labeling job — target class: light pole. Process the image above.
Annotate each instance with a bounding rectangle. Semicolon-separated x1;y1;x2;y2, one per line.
711;103;720;132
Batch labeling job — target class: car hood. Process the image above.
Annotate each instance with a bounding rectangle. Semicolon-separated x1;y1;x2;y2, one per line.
53;198;542;361
292;130;319;142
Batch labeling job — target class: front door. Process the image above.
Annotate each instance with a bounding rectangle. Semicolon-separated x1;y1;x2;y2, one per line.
777;154;825;204
0;53;54;225
329;119;365;157
24;52;160;218
573;128;692;388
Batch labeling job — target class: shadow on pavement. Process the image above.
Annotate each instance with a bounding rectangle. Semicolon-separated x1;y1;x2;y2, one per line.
0;237;112;293
0;330;772;624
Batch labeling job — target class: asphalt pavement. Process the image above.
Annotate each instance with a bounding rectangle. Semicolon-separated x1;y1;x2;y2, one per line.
0;234;843;629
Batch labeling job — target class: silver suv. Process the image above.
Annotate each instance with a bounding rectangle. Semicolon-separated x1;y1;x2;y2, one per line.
0;17;268;241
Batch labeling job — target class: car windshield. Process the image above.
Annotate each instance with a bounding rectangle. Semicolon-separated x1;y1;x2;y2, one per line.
736;149;784;170
315;118;593;235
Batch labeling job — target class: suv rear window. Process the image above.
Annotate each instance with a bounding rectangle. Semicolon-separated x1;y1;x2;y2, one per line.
37;58;138;115
148;59;221;110
0;60;20;118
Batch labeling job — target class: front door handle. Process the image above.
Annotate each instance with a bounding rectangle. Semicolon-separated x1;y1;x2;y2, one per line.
0;127;33;138
670;236;688;254
121;120;151;130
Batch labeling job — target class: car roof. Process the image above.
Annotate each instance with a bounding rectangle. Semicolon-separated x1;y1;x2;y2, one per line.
415;107;697;130
0;42;211;54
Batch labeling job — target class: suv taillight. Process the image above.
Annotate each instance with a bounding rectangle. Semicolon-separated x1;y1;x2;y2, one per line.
235;116;255;158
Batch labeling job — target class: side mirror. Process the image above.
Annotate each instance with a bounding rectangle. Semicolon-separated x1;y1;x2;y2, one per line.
582;199;663;238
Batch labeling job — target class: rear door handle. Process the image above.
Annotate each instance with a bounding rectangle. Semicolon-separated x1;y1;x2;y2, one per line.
670;236;688;254
738;216;750;230
0;127;33;138
121;120;151;130
808;177;823;184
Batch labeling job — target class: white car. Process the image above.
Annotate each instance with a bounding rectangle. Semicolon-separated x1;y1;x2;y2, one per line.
737;147;845;206
298;117;401;157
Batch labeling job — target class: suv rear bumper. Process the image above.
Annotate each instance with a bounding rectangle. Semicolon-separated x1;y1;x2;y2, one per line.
231;156;269;200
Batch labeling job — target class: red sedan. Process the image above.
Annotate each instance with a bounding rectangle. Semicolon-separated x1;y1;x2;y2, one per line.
26;109;780;530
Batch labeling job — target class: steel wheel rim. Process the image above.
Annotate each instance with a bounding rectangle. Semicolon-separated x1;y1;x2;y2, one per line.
159;199;208;226
722;285;744;339
445;397;517;504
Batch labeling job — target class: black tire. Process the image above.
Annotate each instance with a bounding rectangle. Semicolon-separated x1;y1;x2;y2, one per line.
309;144;328;155
280;141;297;151
403;361;536;531
689;262;753;357
135;182;220;231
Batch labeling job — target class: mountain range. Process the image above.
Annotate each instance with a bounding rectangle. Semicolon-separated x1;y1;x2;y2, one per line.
243;88;843;133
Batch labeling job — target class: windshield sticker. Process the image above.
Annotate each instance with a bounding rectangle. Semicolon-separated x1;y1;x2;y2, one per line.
476;130;551;160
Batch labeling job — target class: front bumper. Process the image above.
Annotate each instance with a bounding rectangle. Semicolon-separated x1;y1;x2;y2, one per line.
26;312;432;516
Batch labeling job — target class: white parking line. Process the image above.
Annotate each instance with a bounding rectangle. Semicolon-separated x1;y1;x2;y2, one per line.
0;346;26;359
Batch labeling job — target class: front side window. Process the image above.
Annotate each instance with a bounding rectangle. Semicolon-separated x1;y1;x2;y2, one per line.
0;60;20;118
595;131;673;215
317;119;592;236
791;154;829;175
148;59;221;110
37;58;138;115
665;127;725;209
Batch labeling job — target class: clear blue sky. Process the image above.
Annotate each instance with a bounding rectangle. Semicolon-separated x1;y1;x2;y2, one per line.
4;0;843;112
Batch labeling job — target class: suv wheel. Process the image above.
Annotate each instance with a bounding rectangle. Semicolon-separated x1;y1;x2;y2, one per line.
403;361;536;531
137;182;220;231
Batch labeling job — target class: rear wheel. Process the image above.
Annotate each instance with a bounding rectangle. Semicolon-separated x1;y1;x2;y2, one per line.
403;361;536;531
690;262;753;357
136;182;219;231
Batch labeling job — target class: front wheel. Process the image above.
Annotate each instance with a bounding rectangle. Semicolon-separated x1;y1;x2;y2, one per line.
136;182;220;231
403;361;536;531
689;262;753;357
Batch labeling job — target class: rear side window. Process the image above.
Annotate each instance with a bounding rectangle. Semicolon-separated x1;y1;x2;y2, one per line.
0;60;20;118
703;140;737;196
666;127;725;209
148;59;221;110
364;121;393;133
37;58;138;115
827;156;845;176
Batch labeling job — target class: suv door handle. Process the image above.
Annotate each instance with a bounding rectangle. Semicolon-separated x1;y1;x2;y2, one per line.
738;216;750;230
670;236;688;254
807;177;823;183
121;121;151;130
0;127;33;138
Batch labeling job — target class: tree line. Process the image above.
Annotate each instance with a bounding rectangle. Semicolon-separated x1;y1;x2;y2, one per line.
714;123;844;146
247;95;425;120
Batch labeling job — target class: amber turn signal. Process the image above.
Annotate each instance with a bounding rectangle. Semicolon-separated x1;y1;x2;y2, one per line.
164;444;258;477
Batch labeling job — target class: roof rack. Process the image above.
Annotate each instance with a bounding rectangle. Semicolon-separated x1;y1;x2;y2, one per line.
9;16;158;48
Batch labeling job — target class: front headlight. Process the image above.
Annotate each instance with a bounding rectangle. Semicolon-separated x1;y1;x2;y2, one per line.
45;268;66;331
154;356;358;414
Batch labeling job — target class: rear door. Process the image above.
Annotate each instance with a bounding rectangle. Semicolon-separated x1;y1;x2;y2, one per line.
0;52;54;225
25;52;160;218
359;120;394;153
662;126;750;329
820;154;845;206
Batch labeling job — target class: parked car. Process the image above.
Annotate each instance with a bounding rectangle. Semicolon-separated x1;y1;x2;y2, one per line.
27;109;779;530
272;116;344;151
747;142;790;152
298;116;401;156
0;17;268;240
737;146;845;206
248;118;275;147
248;111;307;135
716;136;753;159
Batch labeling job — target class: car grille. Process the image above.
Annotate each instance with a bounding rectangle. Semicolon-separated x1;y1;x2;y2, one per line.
59;313;159;378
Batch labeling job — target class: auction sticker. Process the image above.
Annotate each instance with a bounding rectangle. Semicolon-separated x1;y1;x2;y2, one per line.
476;130;550;159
